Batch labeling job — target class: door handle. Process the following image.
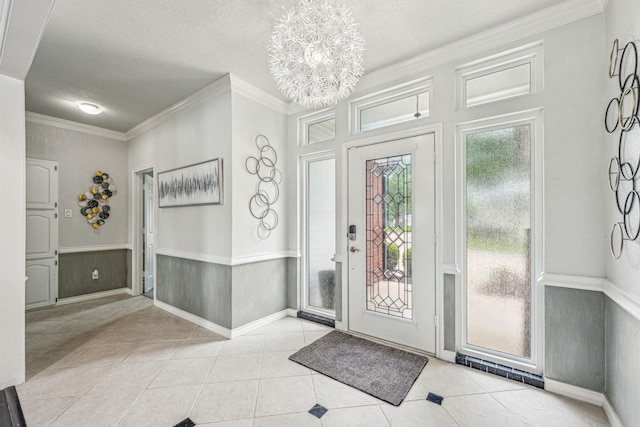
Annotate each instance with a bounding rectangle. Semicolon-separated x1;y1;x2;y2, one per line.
349;246;360;253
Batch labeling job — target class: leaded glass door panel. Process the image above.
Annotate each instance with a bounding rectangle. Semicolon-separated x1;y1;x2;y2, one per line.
347;134;436;353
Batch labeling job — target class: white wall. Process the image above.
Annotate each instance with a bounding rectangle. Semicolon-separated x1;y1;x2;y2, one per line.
128;87;233;260
26;121;129;248
0;75;26;388
231;91;289;258
288;14;606;279
604;0;640;301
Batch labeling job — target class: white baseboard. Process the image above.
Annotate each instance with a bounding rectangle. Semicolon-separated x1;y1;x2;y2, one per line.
335;321;345;331
56;288;129;306
154;300;232;339
230;308;297;338
544;378;622;427
438;349;457;363
154;301;298;340
603;395;624;427
544;378;604;406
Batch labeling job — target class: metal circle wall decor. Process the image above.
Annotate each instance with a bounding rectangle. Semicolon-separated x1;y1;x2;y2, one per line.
78;171;117;229
606;39;640;258
245;135;282;239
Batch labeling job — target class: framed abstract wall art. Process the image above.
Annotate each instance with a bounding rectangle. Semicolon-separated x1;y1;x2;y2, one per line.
158;159;223;207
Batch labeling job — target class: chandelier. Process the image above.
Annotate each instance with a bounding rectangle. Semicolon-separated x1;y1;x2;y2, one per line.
268;0;366;109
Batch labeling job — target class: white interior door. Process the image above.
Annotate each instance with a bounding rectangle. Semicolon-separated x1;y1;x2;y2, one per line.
143;172;154;293
25;159;58;309
348;134;436;353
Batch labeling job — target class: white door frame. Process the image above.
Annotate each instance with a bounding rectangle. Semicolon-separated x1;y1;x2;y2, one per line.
299;152;337;319
454;109;544;374
131;164;155;296
339;123;444;357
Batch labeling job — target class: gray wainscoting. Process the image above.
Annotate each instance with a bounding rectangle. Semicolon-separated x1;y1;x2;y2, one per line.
126;249;132;289
157;255;233;329
287;257;298;311
334;262;342;322
544;287;605;392
157;255;295;331
606;297;640;427
58;249;129;298
443;273;456;352
232;258;289;329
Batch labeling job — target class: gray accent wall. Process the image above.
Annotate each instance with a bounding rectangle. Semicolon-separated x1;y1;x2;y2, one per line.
157;255;233;329
126;249;132;289
232;258;288;328
606;297;640;427
334;262;342;322
443;273;456;352
157;255;295;330
544;287;605;392
287;257;298;311
59;250;128;298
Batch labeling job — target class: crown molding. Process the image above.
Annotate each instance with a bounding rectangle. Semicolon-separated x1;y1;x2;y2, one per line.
25;111;128;141
352;0;607;99
126;74;232;140
284;0;606;117
229;75;289;115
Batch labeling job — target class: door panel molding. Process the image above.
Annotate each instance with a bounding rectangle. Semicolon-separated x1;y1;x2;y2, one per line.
25;158;58;309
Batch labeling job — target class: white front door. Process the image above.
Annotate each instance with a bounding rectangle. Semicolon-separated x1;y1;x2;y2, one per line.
347;134;436;353
25;158;59;309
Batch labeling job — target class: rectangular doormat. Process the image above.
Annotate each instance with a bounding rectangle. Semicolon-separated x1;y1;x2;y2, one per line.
289;330;428;406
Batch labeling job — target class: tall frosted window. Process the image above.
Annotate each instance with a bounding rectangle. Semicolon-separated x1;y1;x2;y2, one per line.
307;158;336;310
465;124;531;358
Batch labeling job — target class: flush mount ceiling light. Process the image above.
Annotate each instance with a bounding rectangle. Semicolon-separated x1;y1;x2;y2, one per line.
77;102;102;115
268;0;365;109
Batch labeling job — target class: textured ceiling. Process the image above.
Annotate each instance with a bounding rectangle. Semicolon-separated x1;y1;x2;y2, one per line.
26;0;569;133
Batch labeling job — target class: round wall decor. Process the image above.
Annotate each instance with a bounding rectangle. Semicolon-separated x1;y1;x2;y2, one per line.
606;39;640;258
78;171;117;229
245;135;282;239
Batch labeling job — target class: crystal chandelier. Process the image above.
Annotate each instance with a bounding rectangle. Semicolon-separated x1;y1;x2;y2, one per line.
268;0;366;109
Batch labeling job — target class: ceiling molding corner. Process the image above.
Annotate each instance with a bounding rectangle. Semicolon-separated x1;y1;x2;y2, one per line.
229;75;290;115
355;0;607;96
25;111;128;141
126;74;232;140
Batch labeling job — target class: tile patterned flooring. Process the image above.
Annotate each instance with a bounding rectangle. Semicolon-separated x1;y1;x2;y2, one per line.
18;295;610;426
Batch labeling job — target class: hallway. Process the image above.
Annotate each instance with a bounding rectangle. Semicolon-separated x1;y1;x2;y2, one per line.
18;295;609;426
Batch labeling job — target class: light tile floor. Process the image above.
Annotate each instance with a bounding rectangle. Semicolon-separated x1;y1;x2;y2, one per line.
18;295;610;427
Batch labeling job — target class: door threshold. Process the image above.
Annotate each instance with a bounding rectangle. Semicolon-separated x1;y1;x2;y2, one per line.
297;311;335;328
455;353;544;389
346;330;434;358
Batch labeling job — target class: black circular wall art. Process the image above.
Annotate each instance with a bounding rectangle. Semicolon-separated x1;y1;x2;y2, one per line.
245;135;282;239
606;39;640;258
78;171;117;229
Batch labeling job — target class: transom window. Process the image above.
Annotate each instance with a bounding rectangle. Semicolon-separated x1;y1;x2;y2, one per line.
456;42;543;110
350;78;432;134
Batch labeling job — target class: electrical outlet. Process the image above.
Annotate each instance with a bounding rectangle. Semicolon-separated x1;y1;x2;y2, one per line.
92;269;99;280
64;209;72;218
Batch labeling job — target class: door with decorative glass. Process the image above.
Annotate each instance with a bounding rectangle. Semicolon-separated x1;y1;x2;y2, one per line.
347;134;436;353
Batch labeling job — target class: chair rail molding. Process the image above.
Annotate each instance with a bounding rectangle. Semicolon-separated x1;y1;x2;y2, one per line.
540;272;640;322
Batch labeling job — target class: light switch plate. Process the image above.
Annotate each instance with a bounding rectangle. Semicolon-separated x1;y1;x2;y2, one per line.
64;209;72;218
